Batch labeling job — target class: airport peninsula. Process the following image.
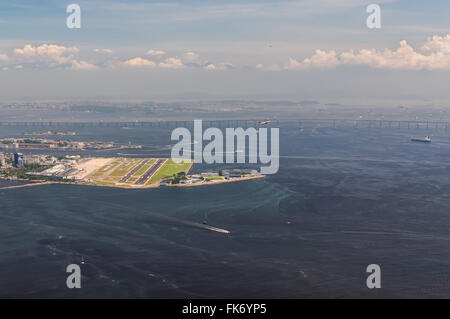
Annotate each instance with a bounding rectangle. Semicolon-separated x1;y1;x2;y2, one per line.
0;152;264;189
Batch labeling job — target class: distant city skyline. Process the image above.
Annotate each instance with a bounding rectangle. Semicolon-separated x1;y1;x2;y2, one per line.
0;0;450;102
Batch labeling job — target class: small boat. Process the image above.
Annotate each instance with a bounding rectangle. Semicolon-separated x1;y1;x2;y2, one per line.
411;136;431;143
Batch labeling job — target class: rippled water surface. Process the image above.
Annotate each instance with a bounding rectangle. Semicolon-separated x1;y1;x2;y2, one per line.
1;123;450;298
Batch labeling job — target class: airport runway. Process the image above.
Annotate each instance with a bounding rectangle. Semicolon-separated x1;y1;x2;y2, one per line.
135;159;166;185
118;159;149;183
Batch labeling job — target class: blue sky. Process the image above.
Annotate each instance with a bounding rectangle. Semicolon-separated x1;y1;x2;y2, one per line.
2;0;449;47
0;0;450;101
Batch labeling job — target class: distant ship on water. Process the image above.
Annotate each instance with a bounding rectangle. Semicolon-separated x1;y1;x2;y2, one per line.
411;136;431;143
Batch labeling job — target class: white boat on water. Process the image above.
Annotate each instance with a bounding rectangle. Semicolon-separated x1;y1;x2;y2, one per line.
411;136;431;143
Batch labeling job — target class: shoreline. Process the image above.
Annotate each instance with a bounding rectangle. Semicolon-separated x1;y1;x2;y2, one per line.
167;174;265;188
0;181;56;190
0;174;265;190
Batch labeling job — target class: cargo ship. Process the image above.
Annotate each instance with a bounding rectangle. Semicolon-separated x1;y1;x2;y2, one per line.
411;136;431;143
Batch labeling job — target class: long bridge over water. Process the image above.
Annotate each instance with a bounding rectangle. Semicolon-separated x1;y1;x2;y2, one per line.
0;119;449;130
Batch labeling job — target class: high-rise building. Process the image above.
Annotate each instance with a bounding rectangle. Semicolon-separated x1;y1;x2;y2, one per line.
14;153;24;168
0;153;5;167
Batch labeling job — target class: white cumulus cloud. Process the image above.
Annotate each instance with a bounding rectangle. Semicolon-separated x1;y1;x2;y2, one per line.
147;49;166;57
94;48;113;54
160;57;185;69
286;50;339;70
121;57;156;68
422;35;450;54
203;62;233;70
71;60;99;70
184;51;199;61
285;34;450;71
14;44;79;64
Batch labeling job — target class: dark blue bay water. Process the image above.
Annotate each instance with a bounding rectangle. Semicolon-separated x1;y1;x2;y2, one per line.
1;123;450;298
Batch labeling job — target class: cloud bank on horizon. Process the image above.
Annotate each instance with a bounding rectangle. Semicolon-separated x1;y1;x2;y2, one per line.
3;35;450;72
0;42;235;71
1;0;450;101
283;35;450;71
